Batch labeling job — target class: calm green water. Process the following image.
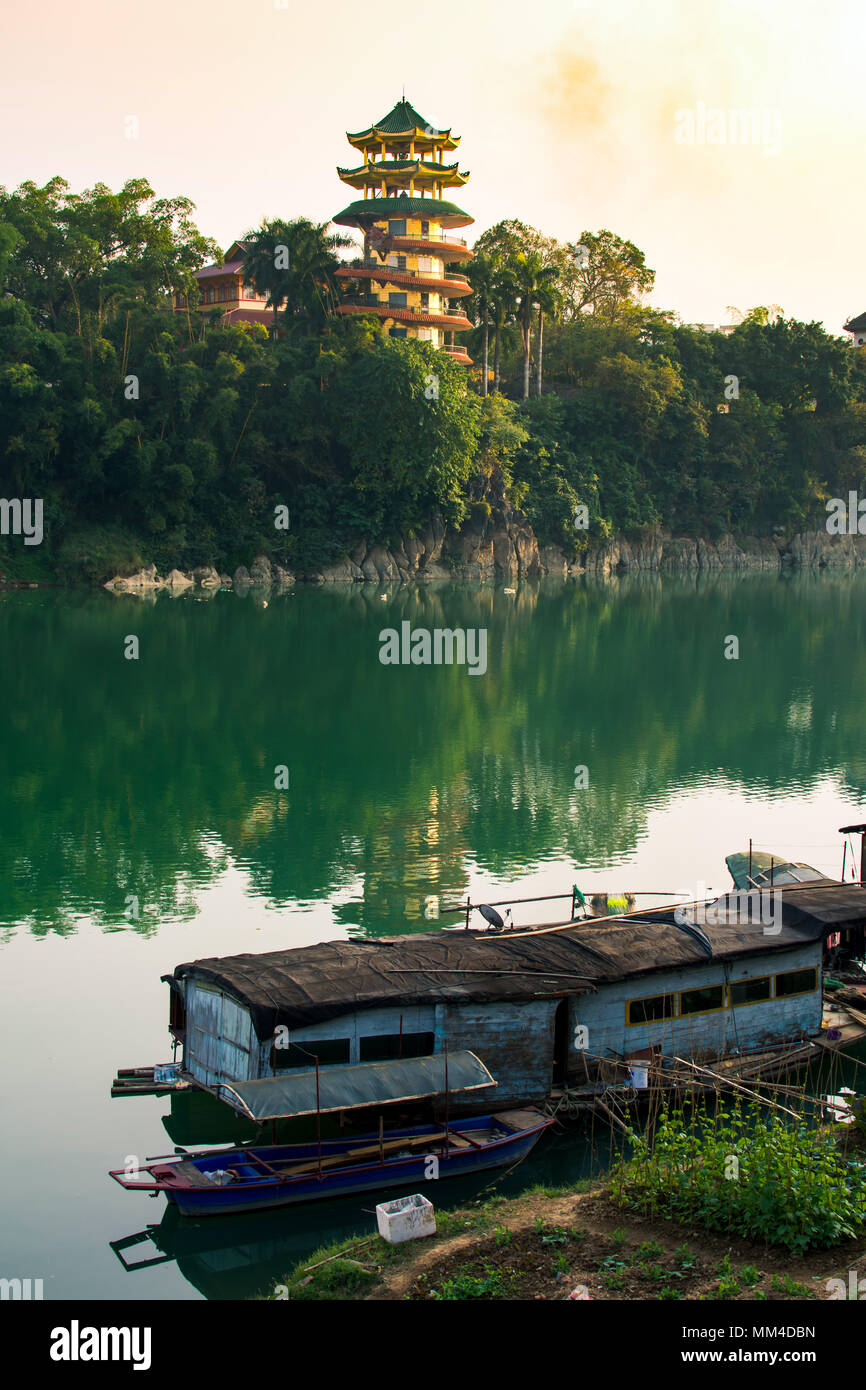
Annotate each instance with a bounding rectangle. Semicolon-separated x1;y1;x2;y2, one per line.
2;572;866;1299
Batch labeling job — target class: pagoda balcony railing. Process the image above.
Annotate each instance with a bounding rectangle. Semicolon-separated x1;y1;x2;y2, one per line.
344;259;470;286
340;296;471;320
376;232;468;249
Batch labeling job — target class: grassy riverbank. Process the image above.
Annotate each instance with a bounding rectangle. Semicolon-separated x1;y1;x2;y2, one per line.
259;1181;866;1302
261;1110;866;1301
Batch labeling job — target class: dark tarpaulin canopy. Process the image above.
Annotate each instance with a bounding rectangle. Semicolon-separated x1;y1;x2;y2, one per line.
165;884;861;1039
214;1050;496;1122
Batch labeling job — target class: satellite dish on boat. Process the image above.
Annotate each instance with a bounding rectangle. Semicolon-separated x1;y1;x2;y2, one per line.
478;904;511;931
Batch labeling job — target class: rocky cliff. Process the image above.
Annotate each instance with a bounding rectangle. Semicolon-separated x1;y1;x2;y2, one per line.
101;527;866;594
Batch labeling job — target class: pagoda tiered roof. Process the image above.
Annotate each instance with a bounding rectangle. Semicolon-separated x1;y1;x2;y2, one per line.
337;160;469;190
333;194;473;230
335;101;474;364
346;99;458;152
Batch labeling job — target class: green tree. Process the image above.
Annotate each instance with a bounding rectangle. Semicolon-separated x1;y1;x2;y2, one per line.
511;251;561;399
562;230;655;324
0;177;217;333
465;250;498;396
241;218;352;334
328;340;481;533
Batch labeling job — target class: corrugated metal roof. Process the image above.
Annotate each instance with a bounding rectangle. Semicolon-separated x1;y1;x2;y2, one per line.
217;1050;495;1121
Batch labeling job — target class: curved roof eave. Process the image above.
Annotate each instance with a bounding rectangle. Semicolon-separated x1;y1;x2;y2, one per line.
333;196;474;230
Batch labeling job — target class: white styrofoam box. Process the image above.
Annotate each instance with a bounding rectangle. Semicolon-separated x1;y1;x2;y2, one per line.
375;1193;436;1244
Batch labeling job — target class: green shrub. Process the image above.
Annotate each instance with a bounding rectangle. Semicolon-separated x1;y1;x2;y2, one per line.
610;1102;866;1253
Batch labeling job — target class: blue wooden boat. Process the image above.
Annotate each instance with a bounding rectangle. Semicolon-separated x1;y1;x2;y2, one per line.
109;1109;553;1216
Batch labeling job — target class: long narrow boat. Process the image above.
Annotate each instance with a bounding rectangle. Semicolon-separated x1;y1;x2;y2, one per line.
109;1109;553;1216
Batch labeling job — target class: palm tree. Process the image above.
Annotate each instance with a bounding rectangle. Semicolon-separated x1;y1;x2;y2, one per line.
241;218;352;334
285;219;354;325
466;251;498;396
534;276;561;396
490;263;519;395
240;220;294;333
512;252;561;399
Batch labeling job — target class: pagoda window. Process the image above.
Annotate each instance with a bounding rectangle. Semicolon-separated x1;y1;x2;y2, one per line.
417;257;432;272
396;256;407;270
420;293;429;309
417;327;432;340
389;327;407;338
388;219;407;237
421;221;430;236
388;292;407;307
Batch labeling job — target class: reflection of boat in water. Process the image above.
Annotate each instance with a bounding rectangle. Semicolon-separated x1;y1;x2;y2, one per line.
160;1087;263;1149
109;1116;579;1300
110;1199;376;1301
110;1108;552;1216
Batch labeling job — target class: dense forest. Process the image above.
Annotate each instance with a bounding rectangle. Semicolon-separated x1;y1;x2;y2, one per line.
0;177;864;581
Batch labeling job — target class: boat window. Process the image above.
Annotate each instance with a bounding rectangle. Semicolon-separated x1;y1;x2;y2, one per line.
774;967;818;998
680;984;725;1016
359;1031;435;1062
729;976;770;1006
271;1039;351;1070
626;994;674;1025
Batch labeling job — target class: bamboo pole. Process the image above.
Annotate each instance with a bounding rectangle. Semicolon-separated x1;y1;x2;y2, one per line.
669;1055;801;1118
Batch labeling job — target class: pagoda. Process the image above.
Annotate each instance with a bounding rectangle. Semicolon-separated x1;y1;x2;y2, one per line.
333;99;474;363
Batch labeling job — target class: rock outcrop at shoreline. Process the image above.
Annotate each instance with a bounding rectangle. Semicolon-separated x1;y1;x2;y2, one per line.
100;528;866;594
103;557;296;594
308;526;864;582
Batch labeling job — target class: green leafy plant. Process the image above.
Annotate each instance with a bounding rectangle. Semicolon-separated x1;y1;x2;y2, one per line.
610;1101;866;1253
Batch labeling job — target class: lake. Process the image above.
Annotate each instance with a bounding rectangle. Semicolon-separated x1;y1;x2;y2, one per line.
2;571;865;1298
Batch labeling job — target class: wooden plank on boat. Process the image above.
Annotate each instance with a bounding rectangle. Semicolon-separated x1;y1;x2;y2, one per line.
492;1109;544;1132
271;1130;451;1179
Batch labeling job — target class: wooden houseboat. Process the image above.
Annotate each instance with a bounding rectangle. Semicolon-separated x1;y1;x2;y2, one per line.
146;861;866;1124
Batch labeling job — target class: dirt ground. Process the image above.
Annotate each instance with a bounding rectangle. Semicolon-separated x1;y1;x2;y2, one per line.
368;1188;866;1301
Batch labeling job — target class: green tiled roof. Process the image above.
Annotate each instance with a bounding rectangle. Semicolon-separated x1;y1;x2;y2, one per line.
348;99;448;139
338;160;465;177
333;195;472;229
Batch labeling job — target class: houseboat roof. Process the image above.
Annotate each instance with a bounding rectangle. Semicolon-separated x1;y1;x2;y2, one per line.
167;883;866;1039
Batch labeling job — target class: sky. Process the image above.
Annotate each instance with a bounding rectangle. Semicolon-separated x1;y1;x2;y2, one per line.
2;0;863;331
